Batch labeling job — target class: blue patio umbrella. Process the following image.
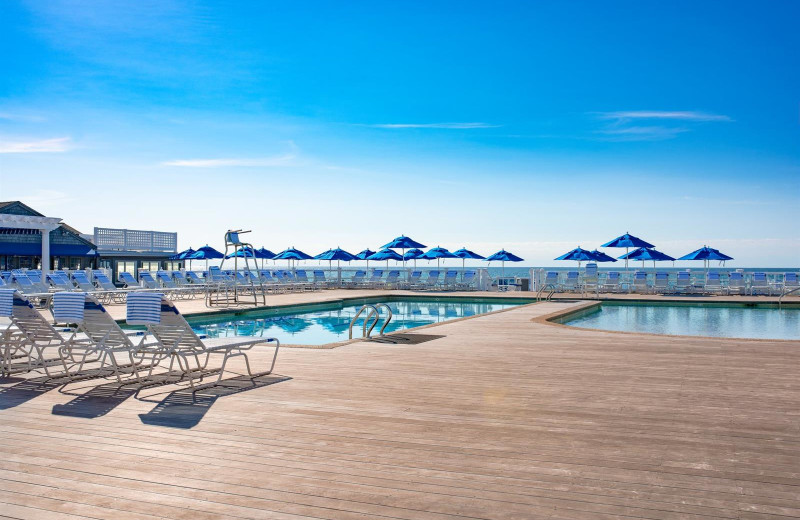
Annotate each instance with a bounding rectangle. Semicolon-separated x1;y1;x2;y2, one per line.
453;247;486;271
403;248;425;267
255;247;276;269
554;246;598;267
382;235;427;269
602;232;656;271
274;246;314;268
678;246;734;273
367;248;404;269
171;247;196;269
315;247;357;272
355;248;376;269
225;246;257;259
421;246;458;269
485;249;524;275
589;249;617;263
619;247;676;273
189;244;224;271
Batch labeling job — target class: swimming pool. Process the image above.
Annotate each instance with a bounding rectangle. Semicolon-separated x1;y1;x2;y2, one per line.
558;302;800;340
187;297;529;345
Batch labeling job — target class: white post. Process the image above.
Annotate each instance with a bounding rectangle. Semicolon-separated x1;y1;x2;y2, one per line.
40;227;50;283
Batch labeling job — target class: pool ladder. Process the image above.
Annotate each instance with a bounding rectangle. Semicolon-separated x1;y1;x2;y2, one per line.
349;304;393;339
536;283;557;302
778;286;800;308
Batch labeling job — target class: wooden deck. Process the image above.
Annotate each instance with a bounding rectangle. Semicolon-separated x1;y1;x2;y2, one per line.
2;294;799;519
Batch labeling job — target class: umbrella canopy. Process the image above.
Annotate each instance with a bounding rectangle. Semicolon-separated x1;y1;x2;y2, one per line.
367;248;404;269
367;248;404;261
602;232;656;249
453;247;486;271
256;247;276;259
354;249;376;260
485;249;524;263
189;245;224;260
554;247;598;262
421;246;458;269
619;247;676;262
678;246;734;262
315;247;357;262
224;247;257;259
589;249;617;262
274;247;314;268
453;247;486;260
484;249;524;275
403;248;425;261
678;245;734;274
170;247;195;260
382;235;426;250
421;246;458;260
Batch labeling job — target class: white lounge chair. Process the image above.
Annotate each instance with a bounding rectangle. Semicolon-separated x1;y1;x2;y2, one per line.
653;272;670;293
600;272;621;293
443;270;458;290
135;294;280;387
675;271;693;293
563;271;580;292
704;272;725;294
583;263;599;294
457;270;477;291
728;272;745;295
631;271;648;293
750;272;770;295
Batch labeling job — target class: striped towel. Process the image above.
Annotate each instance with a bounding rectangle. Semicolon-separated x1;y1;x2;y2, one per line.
0;289;14;317
127;292;163;325
53;292;86;323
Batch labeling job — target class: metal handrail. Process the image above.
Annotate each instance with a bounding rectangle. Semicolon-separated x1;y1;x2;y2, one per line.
536;283;557;302
778;286;800;308
348;303;393;339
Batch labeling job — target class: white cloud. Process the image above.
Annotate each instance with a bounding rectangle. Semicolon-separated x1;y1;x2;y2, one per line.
161;153;297;168
368;122;499;129
597;110;732;122
597;125;689;141
0;137;72;153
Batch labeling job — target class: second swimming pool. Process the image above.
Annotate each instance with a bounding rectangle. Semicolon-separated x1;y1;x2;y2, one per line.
187;297;529;345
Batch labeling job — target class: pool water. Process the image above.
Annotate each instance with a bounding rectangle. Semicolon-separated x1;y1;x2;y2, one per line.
188;298;526;345
561;302;800;340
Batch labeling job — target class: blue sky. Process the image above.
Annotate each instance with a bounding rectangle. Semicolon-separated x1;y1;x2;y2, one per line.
1;0;798;266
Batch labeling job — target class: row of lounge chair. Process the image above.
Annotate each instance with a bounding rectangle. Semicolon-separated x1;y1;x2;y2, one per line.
542;269;799;295
0;289;280;387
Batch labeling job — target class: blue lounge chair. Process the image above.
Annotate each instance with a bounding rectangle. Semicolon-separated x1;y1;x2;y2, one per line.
632;271;648;293
728;272;745;295
750;272;770;295
704;272;725;294
118;271;141;289
653;272;670;293
601;272;621;293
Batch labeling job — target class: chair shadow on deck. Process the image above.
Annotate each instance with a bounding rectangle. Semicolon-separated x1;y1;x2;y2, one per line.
138;372;291;429
0;375;65;410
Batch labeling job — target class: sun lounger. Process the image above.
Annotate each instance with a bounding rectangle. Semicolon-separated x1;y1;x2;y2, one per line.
728;272;745;295
385;270;401;288
583;263;599;293
138;271;161;290
365;269;385;288
675;271;693;293
704;272;725;294
456;270;477;291
423;270;440;290
312;270;333;289
750;272;770;295
52;292;163;382
48;271;77;292
563;271;580;292
118;271;142;288
185;271;207;287
653;272;670;293
782;272;800;294
404;270;423;289
632;271;648;293
543;271;559;291
12;273;50;295
0;290;82;377
133;293;280;387
600;272;621;293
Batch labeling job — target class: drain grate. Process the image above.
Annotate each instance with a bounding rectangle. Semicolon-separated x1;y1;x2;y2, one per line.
365;333;445;345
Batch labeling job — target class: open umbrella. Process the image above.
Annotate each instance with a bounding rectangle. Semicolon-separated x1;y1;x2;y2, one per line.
355;249;376;270
602;232;656;272
189;245;224;271
171;247;196;269
274;246;314;269
315;247;356;275
256;247;276;269
678;246;733;274
453;247;485;273
484;249;524;276
367;248;404;269
421;246;458;269
554;246;598;268
589;249;617;263
382;235;427;270
619;247;676;275
403;248;425;269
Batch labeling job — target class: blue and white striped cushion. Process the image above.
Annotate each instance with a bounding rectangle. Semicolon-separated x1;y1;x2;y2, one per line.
126;292;163;325
0;289;14;317
53;292;86;323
